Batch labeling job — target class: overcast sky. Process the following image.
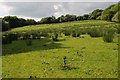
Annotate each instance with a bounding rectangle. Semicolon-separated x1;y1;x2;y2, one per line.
0;1;118;21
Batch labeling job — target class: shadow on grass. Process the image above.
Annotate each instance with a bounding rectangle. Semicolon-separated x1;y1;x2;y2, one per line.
2;38;70;56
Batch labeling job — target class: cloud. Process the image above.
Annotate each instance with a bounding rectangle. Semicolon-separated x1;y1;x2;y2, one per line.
0;2;13;17
0;2;116;20
53;3;70;17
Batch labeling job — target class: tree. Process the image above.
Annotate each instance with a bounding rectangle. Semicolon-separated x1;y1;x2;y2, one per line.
58;15;67;22
77;16;83;20
89;9;103;19
40;16;57;24
18;18;27;27
26;19;36;25
83;14;90;20
3;16;20;28
58;14;77;22
65;14;77;21
101;3;118;21
2;20;10;31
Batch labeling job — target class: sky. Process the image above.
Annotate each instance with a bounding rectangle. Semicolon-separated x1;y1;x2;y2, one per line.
0;0;119;21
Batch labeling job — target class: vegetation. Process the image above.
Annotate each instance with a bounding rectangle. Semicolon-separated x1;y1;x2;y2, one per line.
89;9;103;19
101;3;119;21
103;27;117;42
1;2;119;32
112;11;120;22
2;34;118;78
1;2;120;78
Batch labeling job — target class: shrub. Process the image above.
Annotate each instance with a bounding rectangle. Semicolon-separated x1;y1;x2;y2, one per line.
76;29;81;37
51;32;58;41
2;34;12;44
26;39;32;46
32;33;37;39
72;31;77;37
88;28;102;37
64;30;71;36
36;32;41;39
10;33;19;41
22;32;30;40
103;27;117;42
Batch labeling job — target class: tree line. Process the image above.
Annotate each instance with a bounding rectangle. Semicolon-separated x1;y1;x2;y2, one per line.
1;2;119;31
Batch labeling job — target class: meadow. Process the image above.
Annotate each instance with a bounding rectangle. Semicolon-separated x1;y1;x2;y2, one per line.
2;20;119;78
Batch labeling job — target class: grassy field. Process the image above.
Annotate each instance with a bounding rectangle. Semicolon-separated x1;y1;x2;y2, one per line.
2;34;118;78
2;20;119;78
7;20;117;33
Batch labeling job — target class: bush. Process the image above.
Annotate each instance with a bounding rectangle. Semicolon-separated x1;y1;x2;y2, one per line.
103;28;117;42
88;28;102;37
63;30;71;36
36;32;41;39
10;33;19;41
22;32;30;40
52;32;58;41
26;39;32;46
32;33;37;39
2;20;10;31
72;31;77;37
2;34;12;44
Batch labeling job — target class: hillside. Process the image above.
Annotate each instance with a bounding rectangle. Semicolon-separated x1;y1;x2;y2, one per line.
2;20;119;78
101;3;119;22
2;2;120;78
4;20;116;33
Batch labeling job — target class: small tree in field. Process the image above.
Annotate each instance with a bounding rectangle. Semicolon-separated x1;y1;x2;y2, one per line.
103;27;117;42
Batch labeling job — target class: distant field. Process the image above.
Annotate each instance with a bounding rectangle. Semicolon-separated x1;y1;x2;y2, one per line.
2;20;119;78
7;20;117;33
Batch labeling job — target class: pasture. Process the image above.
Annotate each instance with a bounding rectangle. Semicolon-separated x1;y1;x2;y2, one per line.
2;20;119;78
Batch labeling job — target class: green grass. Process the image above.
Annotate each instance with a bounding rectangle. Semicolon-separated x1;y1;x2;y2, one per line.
2;34;118;78
7;20;117;33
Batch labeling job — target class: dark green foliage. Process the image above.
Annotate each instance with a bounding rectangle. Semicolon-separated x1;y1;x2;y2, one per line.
36;32;41;39
10;33;19;41
65;14;77;21
52;32;58;41
40;16;57;24
88;28;102;37
26;39;32;46
26;19;36;25
103;28;117;42
2;16;37;31
2;34;12;44
3;16;20;28
64;31;71;36
83;14;90;20
63;30;71;36
22;32;30;40
76;32;81;37
32;33;37;39
89;9;103;19
58;14;77;22
77;16;83;20
72;31;77;37
2;20;10;31
58;15;67;22
18;18;27;26
101;3;119;21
